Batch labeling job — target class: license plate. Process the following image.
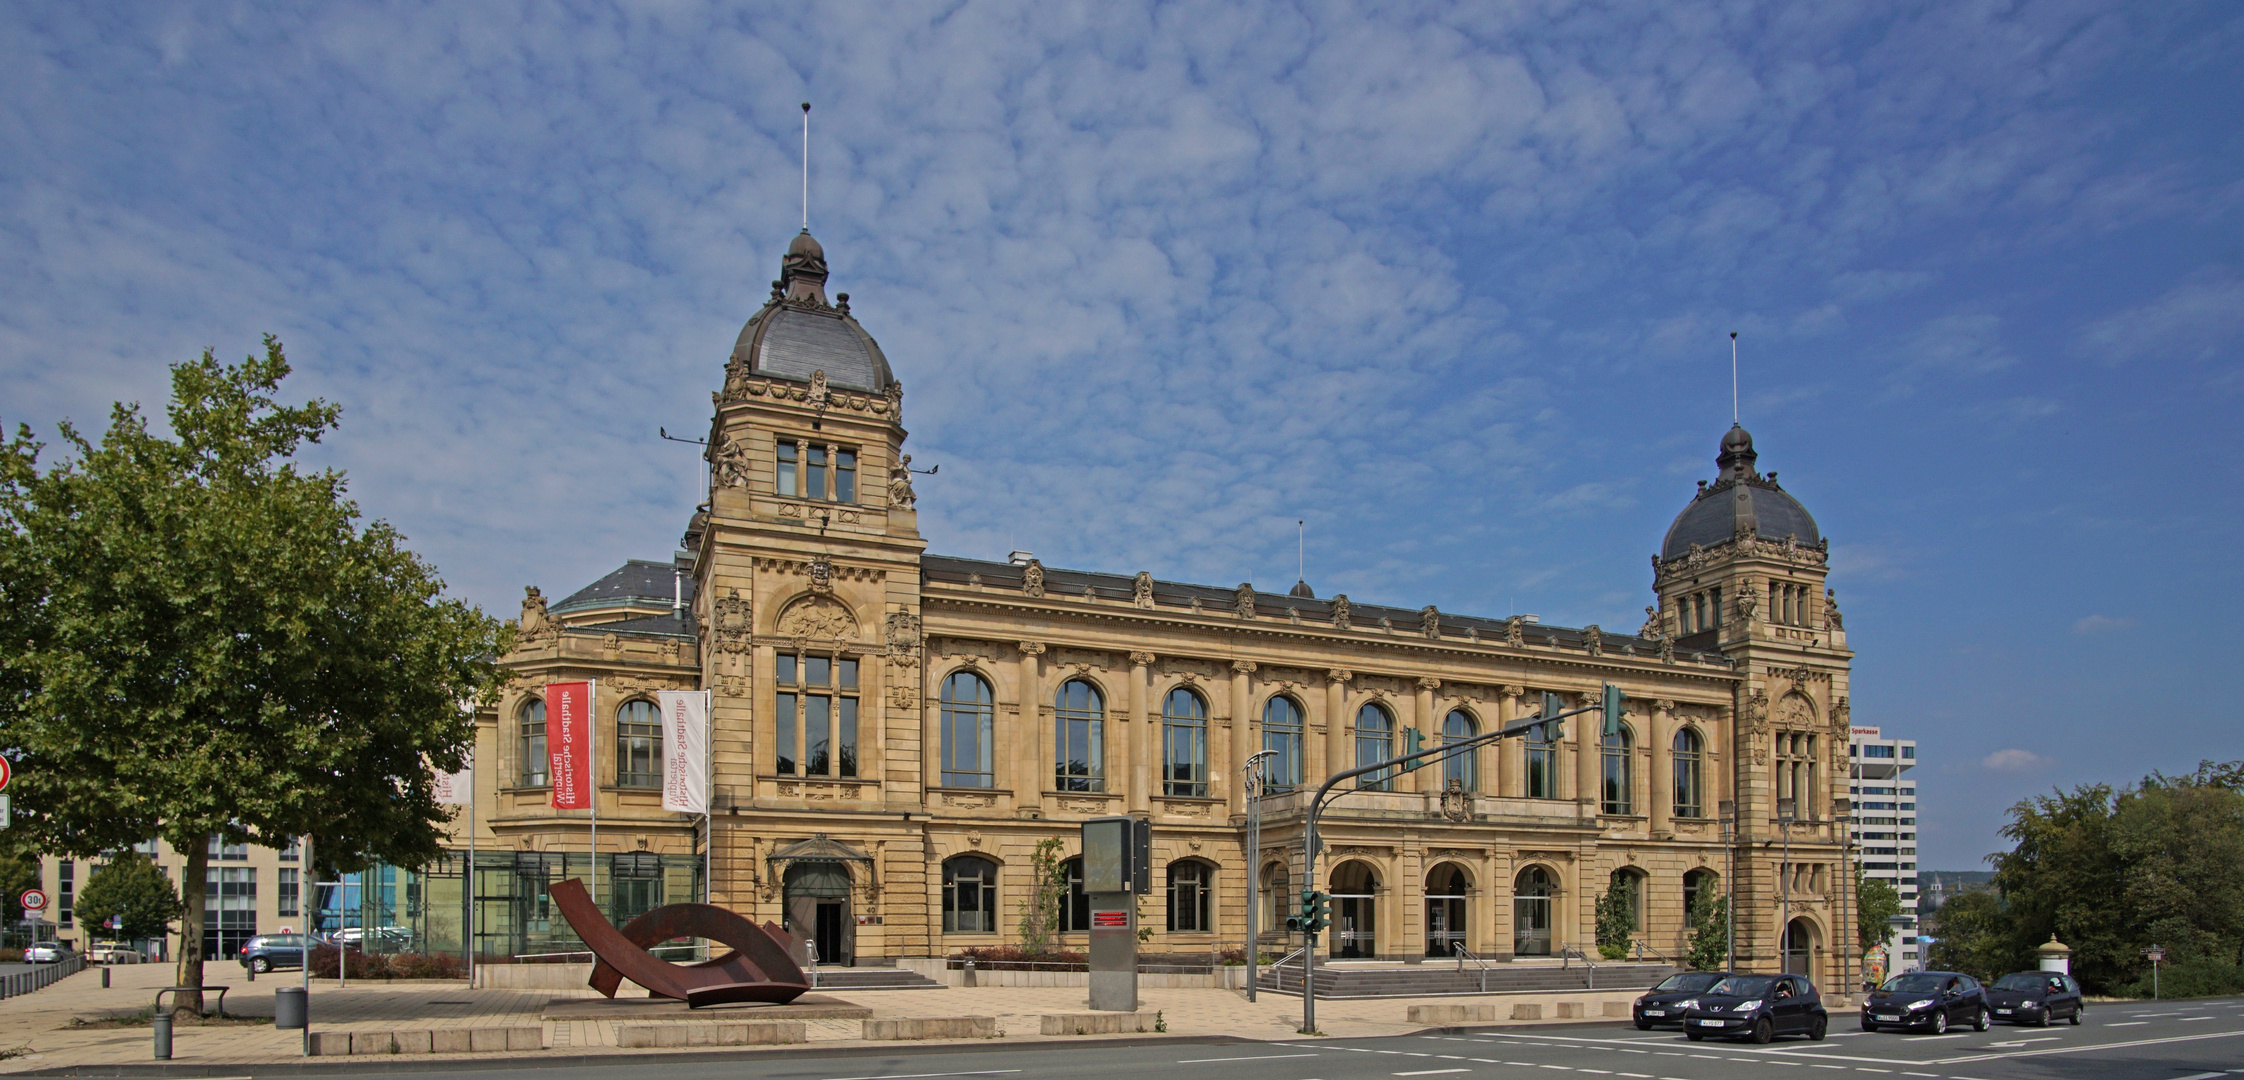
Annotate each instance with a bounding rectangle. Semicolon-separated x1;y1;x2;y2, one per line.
1696;1019;1726;1027
1644;1010;1664;1017
1994;1008;2011;1015
1875;1015;1899;1022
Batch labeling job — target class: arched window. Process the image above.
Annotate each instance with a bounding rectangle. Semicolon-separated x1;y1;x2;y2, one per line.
1054;680;1105;792
1606;868;1645;935
1059;857;1089;932
1672;728;1705;818
1514;866;1555;956
1261;696;1305;792
1355;703;1394;791
615;699;662;788
1441;709;1478;793
1525;719;1559;799
517;699;548;787
1682;868;1719;919
1161;688;1208;797
1425;864;1470;958
1166;860;1212;933
942;855;998;933
940;672;996;788
1601;723;1634;815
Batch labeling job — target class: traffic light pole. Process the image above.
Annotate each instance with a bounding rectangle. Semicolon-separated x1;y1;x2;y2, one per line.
1297;692;1618;1034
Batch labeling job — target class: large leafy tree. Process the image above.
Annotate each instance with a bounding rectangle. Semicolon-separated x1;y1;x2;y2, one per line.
0;339;508;1012
74;853;183;941
1854;869;1904;953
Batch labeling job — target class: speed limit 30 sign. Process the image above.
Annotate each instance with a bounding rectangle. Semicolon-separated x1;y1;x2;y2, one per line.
20;889;46;912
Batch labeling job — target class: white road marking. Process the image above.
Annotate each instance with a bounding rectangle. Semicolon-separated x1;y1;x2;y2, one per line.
1391;1070;1470;1076
822;1072;1022;1080
1176;1055;1321;1064
2171;1073;2230;1080
2180;1016;2217;1021
2105;1021;2147;1026
1935;1026;2244;1064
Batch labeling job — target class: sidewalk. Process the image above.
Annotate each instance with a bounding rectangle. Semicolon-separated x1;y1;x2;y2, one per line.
0;961;1645;1071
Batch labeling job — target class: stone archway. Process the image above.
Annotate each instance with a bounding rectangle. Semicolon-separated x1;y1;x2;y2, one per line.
1329;860;1381;959
1513;865;1558;957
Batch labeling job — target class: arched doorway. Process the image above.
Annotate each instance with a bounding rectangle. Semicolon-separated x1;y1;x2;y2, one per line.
1783;917;1817;977
783;862;854;967
1514;866;1556;957
1424;865;1469;957
1330;861;1379;959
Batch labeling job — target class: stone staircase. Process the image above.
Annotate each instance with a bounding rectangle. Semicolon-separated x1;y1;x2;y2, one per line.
808;965;947;991
1256;960;1676;999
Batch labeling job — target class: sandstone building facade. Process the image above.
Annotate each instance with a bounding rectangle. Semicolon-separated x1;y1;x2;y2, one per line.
470;232;1860;982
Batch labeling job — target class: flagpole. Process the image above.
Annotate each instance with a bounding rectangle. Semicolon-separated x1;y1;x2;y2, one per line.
704;690;714;908
466;746;477;986
589;678;599;921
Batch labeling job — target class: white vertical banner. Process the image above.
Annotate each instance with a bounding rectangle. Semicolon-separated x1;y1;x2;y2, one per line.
660;690;710;814
434;750;473;805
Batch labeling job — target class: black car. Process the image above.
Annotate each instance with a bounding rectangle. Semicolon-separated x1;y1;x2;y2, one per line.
238;933;312;973
1986;970;2084;1026
1862;970;1990;1034
1682;973;1829;1043
1634;970;1733;1029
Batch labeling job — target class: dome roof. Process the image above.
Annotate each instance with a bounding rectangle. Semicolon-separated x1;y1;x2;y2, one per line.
1660;425;1821;560
729;230;895;393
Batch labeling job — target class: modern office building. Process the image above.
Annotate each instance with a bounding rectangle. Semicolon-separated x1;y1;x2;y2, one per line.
1847;725;1918;970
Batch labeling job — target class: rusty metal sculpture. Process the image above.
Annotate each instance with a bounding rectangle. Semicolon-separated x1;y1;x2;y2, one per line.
549;878;810;1007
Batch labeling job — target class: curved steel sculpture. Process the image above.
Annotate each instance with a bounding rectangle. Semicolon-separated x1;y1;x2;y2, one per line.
549;878;811;1007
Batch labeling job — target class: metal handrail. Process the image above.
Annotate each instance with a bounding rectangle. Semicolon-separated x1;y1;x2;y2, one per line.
1452;947;1496;993
1558;944;1596;989
1268;947;1306;969
1631;939;1673;965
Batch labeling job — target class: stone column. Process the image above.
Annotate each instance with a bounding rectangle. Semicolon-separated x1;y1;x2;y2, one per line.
1229;661;1257;817
1497;686;1524;797
1650;699;1676;837
1325;670;1352;783
920;655;942;798
1576;690;1600;816
1018;641;1046;811
1415;678;1440;796
1129;653;1154;812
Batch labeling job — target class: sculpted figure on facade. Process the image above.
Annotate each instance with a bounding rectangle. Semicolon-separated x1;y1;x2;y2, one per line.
807;368;830;411
1639;605;1662;640
711;433;753;490
808;553;833;595
888;454;917;509
1330;594;1350;630
1505;615;1525;647
1132;571;1155;609
518;586;556;643
1420;605;1441;639
1022;559;1045;598
1824;587;1844;630
1734;579;1760;622
776;594;857;643
1235;583;1256;619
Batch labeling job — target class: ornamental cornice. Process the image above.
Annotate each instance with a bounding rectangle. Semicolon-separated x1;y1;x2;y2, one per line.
1654;532;1831;585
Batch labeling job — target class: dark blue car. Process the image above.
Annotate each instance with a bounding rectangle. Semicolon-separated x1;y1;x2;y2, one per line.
237;933;311;973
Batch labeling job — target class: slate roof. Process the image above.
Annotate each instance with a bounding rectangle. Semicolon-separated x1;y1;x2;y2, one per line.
921;554;1720;663
551;559;681;616
732;303;894;393
1660;424;1821;560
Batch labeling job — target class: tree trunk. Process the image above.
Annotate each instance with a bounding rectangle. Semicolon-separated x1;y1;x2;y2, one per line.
174;840;208;1017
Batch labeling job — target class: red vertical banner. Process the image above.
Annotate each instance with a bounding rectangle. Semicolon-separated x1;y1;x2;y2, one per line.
547;681;592;809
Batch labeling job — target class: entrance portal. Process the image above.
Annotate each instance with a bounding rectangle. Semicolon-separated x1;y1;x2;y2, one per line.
1513;866;1555;957
1783;917;1816;977
1330;860;1379;959
782;862;853;967
1425;865;1469;957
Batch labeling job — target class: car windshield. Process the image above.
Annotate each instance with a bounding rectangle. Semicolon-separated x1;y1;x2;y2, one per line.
1994;973;2050;991
1654;972;1725;993
1708;975;1777;996
1882;974;1950;994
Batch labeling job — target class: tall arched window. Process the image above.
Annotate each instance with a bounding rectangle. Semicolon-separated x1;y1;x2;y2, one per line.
1261;696;1305;792
1514;865;1555;956
1166;860;1212;932
1162;688;1208;797
941;855;998;933
1672;727;1705;818
1442;709;1478;793
1683;868;1719;919
1059;857;1089;932
1601;723;1634;815
616;699;662;787
940;672;996;788
1054;680;1105;792
517;699;548;787
1355;703;1394;791
1261;862;1290;937
1525;720;1559;799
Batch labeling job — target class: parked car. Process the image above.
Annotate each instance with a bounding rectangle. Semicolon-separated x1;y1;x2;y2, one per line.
88;942;146;964
1986;970;2084;1026
1634;970;1733;1030
238;933;313;973
325;926;415;951
23;941;75;963
1682;973;1829;1043
1861;970;1989;1034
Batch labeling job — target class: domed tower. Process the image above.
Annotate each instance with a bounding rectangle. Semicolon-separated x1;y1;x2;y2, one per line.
1653;424;1853;975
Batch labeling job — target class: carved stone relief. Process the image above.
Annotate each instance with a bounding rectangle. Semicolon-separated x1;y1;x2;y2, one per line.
1022;559;1045;598
714;588;751;654
775;594;859;642
1132;572;1155;609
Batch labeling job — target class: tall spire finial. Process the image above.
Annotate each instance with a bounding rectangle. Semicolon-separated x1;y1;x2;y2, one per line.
1723;330;1741;422
800;102;811;232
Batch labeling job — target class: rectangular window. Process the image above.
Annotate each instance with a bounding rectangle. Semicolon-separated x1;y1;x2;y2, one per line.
775;652;857;778
58;861;73;927
835;449;856;503
279;838;299;862
1526;724;1559;799
203;867;256;960
208;836;248;861
1901;746;1915;758
278;868;300;917
777;441;799;497
806;446;827;500
616;704;662;788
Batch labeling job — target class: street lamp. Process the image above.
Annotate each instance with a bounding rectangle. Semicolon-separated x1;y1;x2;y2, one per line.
1243;749;1278;1004
1718;799;1737;971
1777;796;1797;974
1833;797;1854;999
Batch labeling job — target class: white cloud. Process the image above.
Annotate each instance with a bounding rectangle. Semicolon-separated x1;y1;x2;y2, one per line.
1981;748;2054;773
2071;615;2136;635
2081;274;2244;366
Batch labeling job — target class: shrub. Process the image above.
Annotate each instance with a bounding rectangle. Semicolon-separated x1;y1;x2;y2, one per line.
2121;958;2244;999
946;945;1087;971
384;952;466;979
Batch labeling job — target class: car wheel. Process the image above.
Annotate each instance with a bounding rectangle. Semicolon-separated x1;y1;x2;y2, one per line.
1809;1015;1828;1041
1932;1011;1949;1035
1685;1030;1705;1042
1973;1008;1989;1032
1861;1019;1878;1033
1635;1021;1653;1031
1750;1017;1775;1045
251;957;272;973
2069;1006;2082;1026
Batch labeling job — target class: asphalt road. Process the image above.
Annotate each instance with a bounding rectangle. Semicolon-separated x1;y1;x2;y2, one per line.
60;996;2244;1080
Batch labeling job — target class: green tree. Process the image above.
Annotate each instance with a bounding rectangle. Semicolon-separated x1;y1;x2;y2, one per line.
1684;888;1730;971
0;339;508;1013
1855;869;1903;953
0;848;40;924
1595;879;1638;960
73;852;182;941
1924;888;2028;981
1015;837;1068;957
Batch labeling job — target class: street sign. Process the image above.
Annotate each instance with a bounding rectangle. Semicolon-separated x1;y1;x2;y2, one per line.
0;756;13;792
20;889;46;912
0;794;10;828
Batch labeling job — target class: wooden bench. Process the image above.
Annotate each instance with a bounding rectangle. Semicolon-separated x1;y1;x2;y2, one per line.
154;985;231;1018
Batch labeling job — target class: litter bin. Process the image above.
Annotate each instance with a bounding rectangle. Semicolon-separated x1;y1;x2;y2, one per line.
274;986;307;1030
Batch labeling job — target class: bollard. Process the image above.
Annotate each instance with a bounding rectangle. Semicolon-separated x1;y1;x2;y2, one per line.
102;967;110;988
274;986;307;1030
963;958;976;987
152;1013;172;1060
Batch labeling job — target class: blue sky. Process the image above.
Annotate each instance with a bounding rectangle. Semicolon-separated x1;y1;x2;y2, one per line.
2;2;2238;870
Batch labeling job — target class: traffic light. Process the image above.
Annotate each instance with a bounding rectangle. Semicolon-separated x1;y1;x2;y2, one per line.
1602;683;1626;737
1307;891;1332;933
1541;691;1567;737
1401;726;1426;771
